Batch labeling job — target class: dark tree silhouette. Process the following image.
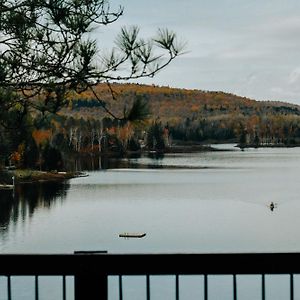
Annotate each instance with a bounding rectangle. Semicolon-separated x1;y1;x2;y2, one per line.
0;0;184;127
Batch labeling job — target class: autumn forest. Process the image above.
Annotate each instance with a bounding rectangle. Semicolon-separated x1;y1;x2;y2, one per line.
1;83;300;171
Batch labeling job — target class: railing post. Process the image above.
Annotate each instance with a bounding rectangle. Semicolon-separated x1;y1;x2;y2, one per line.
233;274;237;300
7;275;11;300
175;274;179;300
290;274;294;300
35;275;39;300
74;251;108;300
74;271;107;300
146;274;150;300
62;276;66;300
262;274;265;300
119;275;123;300
204;274;208;300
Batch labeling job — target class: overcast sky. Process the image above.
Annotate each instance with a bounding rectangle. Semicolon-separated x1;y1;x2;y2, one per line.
98;0;300;105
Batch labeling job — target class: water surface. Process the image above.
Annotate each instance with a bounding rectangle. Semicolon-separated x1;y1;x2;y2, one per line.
1;145;300;254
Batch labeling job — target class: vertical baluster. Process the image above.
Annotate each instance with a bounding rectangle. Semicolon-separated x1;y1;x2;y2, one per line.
290;274;294;300
204;274;208;300
175;274;179;300
233;274;237;300
7;276;11;300
119;275;123;300
75;272;107;300
146;275;150;300
62;276;66;300
262;274;265;300
35;276;39;300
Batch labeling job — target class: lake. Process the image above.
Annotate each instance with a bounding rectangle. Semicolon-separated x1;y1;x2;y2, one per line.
1;144;300;299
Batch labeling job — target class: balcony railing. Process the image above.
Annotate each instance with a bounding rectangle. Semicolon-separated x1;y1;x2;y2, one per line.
0;252;300;299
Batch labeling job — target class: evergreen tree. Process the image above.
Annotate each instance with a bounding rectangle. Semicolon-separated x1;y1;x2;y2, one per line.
42;144;63;171
239;129;247;149
0;1;184;125
147;122;165;151
253;133;260;148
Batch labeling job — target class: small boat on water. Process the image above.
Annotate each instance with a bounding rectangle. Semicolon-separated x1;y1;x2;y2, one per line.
269;202;277;211
119;232;146;238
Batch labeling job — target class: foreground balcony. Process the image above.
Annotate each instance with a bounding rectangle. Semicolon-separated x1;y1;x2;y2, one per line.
0;252;299;299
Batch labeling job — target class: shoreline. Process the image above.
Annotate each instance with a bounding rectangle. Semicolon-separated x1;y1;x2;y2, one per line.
236;143;300;149
0;170;86;187
1;143;298;186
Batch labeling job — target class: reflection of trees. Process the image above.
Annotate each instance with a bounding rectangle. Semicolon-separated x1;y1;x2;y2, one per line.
0;190;18;228
0;182;70;229
148;152;165;160
64;154;142;171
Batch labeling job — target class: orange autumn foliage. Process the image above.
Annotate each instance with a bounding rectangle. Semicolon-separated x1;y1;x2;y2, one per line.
32;129;52;146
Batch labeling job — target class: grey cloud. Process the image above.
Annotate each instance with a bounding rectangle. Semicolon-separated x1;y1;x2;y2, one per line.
95;0;300;104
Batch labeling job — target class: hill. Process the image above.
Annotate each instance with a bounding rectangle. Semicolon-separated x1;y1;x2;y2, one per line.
3;83;300;170
59;83;300;146
63;83;300;122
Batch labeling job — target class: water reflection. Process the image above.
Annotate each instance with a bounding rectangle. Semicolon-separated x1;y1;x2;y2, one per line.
0;181;70;231
2;146;300;255
64;154;143;171
63;153;167;171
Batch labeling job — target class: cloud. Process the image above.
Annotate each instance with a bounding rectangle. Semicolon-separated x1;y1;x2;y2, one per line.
96;0;300;104
260;16;300;39
269;87;300;101
267;68;300;103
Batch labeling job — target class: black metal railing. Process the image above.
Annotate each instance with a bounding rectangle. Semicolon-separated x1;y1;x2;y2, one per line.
1;252;300;299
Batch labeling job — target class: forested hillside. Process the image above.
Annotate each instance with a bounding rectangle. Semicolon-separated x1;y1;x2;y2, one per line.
2;83;300;170
64;83;300;121
62;83;300;145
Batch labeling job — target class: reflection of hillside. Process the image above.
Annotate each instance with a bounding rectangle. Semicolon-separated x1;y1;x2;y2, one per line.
0;182;70;229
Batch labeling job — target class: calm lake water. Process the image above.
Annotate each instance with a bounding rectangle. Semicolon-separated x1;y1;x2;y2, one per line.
1;144;300;299
1;144;300;254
